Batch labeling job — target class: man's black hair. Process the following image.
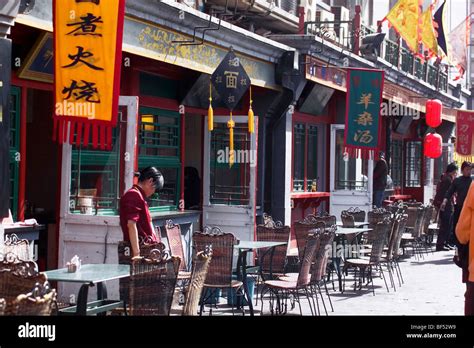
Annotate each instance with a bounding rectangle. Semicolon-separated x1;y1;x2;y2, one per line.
138;166;164;190
461;161;472;171
446;162;458;173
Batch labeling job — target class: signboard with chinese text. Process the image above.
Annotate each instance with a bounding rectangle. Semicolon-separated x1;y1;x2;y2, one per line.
53;0;125;149
211;50;250;111
456;110;474;158
344;69;384;159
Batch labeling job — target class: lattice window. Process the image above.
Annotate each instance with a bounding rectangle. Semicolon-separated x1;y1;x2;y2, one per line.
390;139;403;188
9;87;20;220
405;141;422;188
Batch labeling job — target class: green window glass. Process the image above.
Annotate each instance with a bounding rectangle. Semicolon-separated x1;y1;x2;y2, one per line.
70;127;121;215
138;107;181;211
293;123;305;191
390;139;403;188
405;141;422;188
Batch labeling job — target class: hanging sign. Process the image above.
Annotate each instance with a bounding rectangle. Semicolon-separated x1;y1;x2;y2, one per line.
344;69;384;159
456;110;474;159
53;0;125;149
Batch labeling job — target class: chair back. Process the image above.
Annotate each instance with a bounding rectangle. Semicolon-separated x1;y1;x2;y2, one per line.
256;215;290;274
311;227;336;283
129;250;180;316
341;211;355;228
368;208;390;228
421;205;434;236
165;220;187;271
313;213;337;228
4;234;31;261
386;215;401;260
11;282;57;316
118;240;167;303
192;229;237;287
182;250;212;316
412;206;426;238
393;214;408;258
347;207;366;222
294;217;325;261
296;233;321;287
369;218;391;264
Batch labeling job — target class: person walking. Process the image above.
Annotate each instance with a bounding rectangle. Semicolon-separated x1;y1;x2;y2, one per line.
433;163;458;251
455;182;474;315
373;151;388;208
441;161;473;247
119;166;164;257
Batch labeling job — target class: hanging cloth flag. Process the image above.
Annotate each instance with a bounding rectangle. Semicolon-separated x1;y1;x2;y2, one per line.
344;69;384;159
384;0;423;54
420;5;438;57
210;48;251;167
447;13;474;81
433;0;448;56
455;110;474;161
53;0;126;149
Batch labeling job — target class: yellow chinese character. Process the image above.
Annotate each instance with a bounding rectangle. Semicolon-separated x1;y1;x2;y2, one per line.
354;130;373;144
355;112;373;126
357;93;374;109
224;71;239;89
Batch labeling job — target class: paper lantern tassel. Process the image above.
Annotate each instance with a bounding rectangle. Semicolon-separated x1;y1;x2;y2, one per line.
248;86;254;133
228;113;235;168
208;81;214;131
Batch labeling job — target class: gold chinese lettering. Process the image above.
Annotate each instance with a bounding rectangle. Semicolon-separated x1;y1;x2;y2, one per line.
354;130;373;144
355;112;373;126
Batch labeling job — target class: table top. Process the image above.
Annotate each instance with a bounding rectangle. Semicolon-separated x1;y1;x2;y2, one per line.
336;222;370;228
389;194;412;200
291;192;331;199
43;264;130;284
235;241;287;250
336;227;372;235
3;224;46;233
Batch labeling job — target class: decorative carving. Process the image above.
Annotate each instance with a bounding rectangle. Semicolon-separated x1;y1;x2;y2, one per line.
202;226;224;235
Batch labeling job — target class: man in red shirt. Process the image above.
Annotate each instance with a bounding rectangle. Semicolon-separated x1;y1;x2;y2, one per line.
119;167;164;257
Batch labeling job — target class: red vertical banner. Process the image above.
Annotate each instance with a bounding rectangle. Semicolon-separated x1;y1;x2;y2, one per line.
456;110;474;160
53;0;125;149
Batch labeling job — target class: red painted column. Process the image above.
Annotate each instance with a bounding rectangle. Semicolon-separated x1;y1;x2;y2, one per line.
18;86;27;221
353;5;361;55
298;6;305;35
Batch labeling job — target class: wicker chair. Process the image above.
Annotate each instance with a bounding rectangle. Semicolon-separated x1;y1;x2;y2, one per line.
391;214;408;284
343;218;391;295
294;216;326;261
0;258;47;302
117;240;167;311
10;282;57;316
129;249;180;316
193;229;243;315
279;226;336;315
401;206;425;259
314;213;337;228
261;233;321;315
252;215;290;306
420;205;435;253
182;250;212;316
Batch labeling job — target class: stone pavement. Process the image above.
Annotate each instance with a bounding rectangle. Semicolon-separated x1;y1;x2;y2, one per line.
197;247;465;316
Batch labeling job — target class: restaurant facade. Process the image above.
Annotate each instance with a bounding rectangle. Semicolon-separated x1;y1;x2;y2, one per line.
3;0;470;300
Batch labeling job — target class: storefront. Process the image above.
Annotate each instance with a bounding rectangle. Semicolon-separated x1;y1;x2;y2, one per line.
8;0;294;300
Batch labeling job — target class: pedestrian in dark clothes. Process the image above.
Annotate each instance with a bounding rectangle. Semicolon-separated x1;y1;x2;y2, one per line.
433;163;458;251
373;151;388;208
441;161;473;247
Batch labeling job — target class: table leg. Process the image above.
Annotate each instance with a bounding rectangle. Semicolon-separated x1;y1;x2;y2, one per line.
76;284;90;316
237;249;254;316
96;282;108;317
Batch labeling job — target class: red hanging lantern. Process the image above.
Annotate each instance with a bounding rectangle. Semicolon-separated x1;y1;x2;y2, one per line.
426;99;442;128
424;132;442;158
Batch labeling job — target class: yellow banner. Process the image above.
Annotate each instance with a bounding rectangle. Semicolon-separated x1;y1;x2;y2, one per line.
420;6;438;56
54;0;125;148
385;0;422;54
